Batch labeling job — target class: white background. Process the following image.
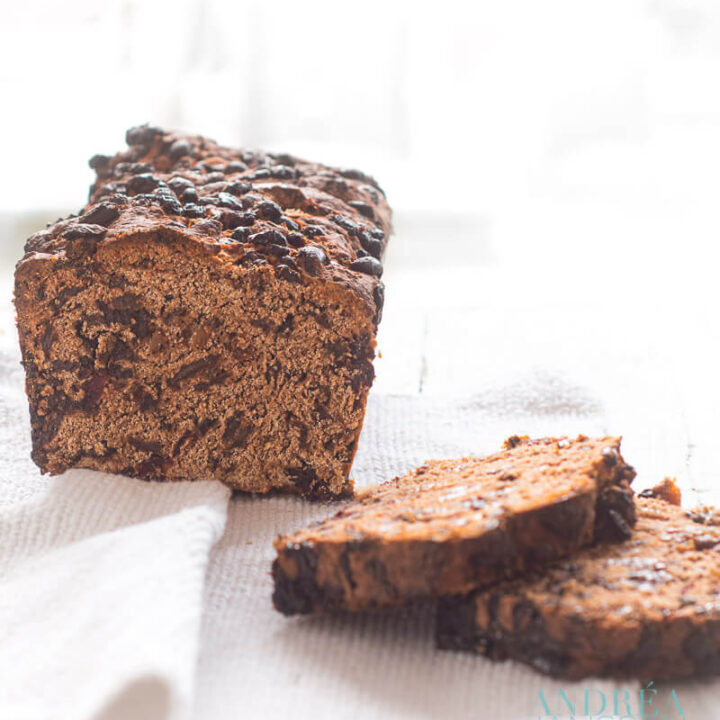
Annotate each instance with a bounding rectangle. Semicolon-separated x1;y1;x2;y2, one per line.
4;0;720;219
2;0;720;353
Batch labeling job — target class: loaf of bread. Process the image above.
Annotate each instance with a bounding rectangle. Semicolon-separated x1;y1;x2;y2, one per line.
436;494;720;681
272;436;636;614
14;125;391;498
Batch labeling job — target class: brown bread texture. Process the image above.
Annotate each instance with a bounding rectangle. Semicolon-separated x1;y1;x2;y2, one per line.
436;495;720;681
14;125;391;499
272;435;636;614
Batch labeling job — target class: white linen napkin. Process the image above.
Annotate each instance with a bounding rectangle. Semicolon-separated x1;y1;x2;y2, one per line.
0;473;230;720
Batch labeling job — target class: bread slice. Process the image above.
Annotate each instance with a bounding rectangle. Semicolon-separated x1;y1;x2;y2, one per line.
437;494;720;681
272;435;636;614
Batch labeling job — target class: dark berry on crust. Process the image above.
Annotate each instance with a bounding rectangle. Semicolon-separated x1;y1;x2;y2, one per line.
349;256;383;277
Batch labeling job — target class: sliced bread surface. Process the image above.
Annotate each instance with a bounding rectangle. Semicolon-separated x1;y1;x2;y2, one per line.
273;435;636;614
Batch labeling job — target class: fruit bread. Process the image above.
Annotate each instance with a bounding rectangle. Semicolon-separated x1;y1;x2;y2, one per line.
436;493;720;681
14;125;391;498
272;435;637;614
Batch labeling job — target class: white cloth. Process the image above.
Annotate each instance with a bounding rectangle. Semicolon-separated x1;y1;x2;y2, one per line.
0;475;229;720
0;321;718;720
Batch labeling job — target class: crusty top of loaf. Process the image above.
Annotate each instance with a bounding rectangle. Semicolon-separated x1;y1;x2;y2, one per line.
19;125;392;325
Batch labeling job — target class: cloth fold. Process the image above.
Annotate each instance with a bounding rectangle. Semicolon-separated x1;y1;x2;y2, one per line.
0;472;230;720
